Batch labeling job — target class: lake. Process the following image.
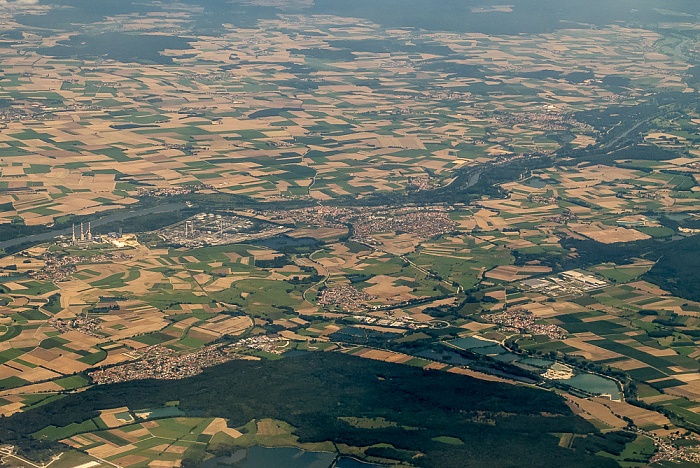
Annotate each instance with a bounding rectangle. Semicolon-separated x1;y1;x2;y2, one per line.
199;446;385;468
448;337;621;399
557;373;622;401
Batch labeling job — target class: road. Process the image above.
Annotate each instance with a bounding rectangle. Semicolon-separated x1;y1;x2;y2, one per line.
298;250;330;304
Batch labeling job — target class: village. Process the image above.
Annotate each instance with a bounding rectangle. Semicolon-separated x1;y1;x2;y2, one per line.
481;308;568;340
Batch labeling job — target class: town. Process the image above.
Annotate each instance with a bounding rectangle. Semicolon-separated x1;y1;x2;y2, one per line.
89;336;287;384
89;344;234;384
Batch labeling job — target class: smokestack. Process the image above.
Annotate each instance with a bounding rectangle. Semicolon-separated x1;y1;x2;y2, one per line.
80;222;85;241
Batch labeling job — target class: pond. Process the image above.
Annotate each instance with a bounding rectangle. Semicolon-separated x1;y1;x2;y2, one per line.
449;336;498;350
200;446;386;468
518;357;555;368
200;446;336;468
447;336;621;399
416;348;473;367
471;344;508;356
525;177;548;189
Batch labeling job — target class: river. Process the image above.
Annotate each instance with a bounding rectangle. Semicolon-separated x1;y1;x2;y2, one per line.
0;202;188;251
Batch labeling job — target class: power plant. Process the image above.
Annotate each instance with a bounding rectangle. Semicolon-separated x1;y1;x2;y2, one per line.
71;221;98;246
156;212;289;248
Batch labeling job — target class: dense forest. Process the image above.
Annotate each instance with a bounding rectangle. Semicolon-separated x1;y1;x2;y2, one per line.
0;352;616;467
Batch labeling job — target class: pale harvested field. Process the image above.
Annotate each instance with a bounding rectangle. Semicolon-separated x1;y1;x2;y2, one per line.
256;419;288;436
485;264;552;282
521;302;558;318
568;223;651;243
580;314;620;323
0;381;63;396
99;314;169;341
201;418;243;438
199;315;252;336
374;233;421;255
43;356;92;375
424;362;449;371
612;359;649;371
148;461;180;468
664;381;700;400
249;249;283;261
112;455;150;467
627;281;671;296
120;269;164;295
99;407;132;428
485;290;506;302
204;274;250;291
87;441;137;458
551;301;587;314
364;275;414;301
459;322;496;332
563;338;624;361
353;349;413;364
635;345;679;357
570;135;596;147
594;397;671;428
447;367;514;384
642;394;677;405
673;373;700;384
355;324;407;334
61;331;102;350
279;330;316;341
563;394;627;428
165;445;188;454
289;227;347;239
187;328;220;342
99;350;137;367
0;400;24;417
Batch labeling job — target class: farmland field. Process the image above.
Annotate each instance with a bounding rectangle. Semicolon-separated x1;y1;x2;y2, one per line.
0;0;699;467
